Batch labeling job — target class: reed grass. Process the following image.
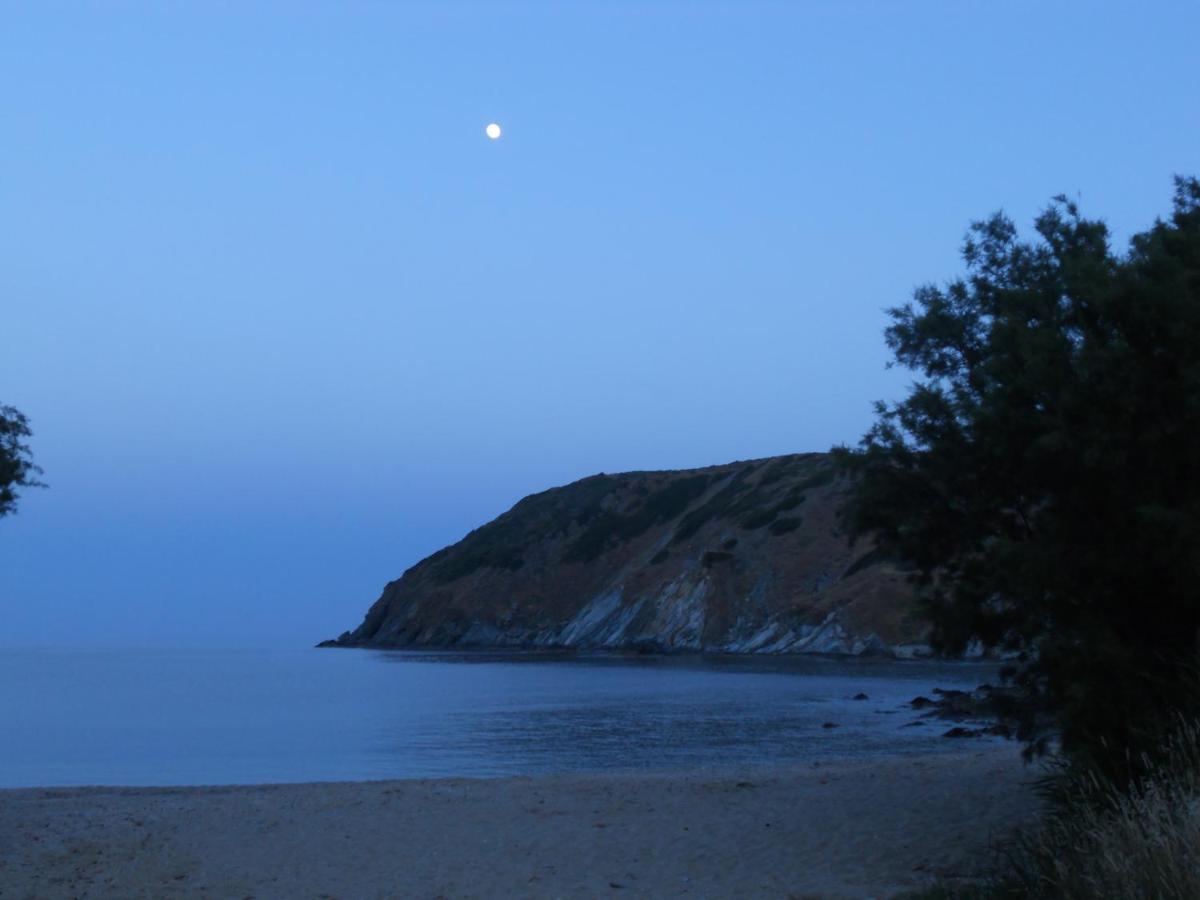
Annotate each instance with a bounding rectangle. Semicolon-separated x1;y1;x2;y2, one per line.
902;718;1200;900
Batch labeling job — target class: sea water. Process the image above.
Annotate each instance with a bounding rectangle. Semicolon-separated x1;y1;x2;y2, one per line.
0;648;1001;787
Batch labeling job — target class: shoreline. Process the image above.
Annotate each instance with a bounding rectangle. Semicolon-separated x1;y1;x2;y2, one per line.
0;737;1013;793
1;745;1042;899
314;642;985;664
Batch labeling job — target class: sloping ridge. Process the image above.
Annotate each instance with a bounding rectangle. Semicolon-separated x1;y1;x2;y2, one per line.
322;453;930;657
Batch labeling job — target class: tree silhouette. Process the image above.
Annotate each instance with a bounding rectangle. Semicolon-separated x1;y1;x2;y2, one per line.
838;178;1200;781
0;404;44;518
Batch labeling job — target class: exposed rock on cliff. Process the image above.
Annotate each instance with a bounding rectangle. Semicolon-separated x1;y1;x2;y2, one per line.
322;453;929;656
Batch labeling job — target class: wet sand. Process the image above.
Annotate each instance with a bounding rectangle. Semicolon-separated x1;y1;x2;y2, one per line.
0;745;1040;899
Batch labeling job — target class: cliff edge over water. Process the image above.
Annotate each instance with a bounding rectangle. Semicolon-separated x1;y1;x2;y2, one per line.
322;453;930;657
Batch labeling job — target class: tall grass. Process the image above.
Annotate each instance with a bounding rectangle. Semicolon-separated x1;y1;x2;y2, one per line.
1005;717;1200;899
904;718;1200;900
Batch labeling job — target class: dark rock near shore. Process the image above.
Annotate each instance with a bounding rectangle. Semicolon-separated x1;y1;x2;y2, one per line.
913;683;1021;739
943;726;983;738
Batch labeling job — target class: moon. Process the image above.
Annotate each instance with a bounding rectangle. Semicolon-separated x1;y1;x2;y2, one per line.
485;123;502;140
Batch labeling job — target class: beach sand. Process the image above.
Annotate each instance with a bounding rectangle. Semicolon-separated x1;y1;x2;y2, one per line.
0;745;1040;899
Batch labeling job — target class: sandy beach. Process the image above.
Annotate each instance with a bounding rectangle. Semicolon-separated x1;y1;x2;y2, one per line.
0;745;1040;900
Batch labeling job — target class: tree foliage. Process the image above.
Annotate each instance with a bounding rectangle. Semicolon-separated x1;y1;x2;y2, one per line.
836;178;1200;780
0;404;43;518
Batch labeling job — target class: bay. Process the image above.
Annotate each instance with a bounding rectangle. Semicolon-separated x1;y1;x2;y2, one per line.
0;648;1000;787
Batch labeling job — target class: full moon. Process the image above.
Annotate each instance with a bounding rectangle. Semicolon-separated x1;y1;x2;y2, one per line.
485;123;502;140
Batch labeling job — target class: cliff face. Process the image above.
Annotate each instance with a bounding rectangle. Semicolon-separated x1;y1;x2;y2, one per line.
323;453;931;657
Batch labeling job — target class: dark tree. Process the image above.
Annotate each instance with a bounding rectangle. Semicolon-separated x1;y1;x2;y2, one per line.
0;404;43;518
837;178;1200;780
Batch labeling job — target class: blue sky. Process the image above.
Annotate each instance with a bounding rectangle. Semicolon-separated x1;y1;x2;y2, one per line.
2;1;1197;648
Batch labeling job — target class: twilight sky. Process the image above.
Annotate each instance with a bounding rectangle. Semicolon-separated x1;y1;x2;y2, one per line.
2;1;1197;649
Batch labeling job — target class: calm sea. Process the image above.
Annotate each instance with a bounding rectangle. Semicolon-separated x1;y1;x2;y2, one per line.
0;648;1001;787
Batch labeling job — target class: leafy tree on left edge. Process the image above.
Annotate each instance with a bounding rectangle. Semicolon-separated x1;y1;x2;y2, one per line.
0;404;44;518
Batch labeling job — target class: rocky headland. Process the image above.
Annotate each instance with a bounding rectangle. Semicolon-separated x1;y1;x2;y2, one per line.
322;453;935;657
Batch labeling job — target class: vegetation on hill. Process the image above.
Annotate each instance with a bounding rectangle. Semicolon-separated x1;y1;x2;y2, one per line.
325;452;918;654
838;177;1200;785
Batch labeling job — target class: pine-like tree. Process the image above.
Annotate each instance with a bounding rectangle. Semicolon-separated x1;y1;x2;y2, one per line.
0;404;43;518
838;178;1200;781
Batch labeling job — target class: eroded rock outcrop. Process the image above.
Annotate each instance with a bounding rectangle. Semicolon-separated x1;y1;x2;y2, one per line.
322;453;930;657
